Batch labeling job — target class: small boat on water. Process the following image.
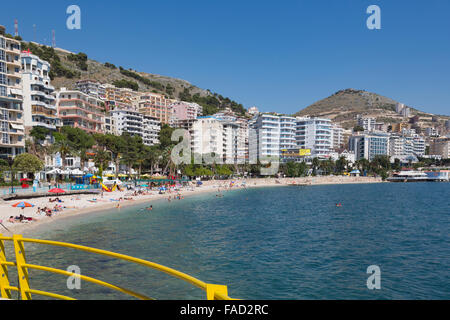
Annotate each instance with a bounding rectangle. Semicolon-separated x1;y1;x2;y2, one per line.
387;171;428;182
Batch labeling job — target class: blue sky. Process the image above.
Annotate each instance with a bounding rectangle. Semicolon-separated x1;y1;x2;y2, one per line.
1;0;449;115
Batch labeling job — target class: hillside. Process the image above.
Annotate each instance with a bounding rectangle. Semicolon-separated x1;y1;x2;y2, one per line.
294;89;450;130
21;41;247;116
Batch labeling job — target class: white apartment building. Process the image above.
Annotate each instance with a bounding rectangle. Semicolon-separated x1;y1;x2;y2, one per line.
280;116;297;150
191;117;224;161
295;117;332;157
104;115;117;135
0;26;24;158
143;116;160;146
76;80;106;100
21;52;59;133
357;115;376;132
249;114;282;163
331;124;344;151
110;109;160;146
213;109;248;164
349;132;390;161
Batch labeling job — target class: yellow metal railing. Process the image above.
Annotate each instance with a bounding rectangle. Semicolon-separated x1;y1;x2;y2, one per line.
0;234;236;300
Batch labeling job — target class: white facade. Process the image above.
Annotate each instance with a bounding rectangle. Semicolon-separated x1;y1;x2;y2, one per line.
349;132;390;161
111;109;160;146
192;117;224;161
76;80;106;100
295;117;332;157
0;27;24;157
249;114;286;162
21;53;58;132
390;133;426;158
357;115;376;132
331;124;344;151
143;115;160;146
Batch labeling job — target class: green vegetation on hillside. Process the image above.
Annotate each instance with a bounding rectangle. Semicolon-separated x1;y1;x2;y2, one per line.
119;67;166;92
67;52;88;71
179;87;246;116
112;79;139;91
21;42;80;79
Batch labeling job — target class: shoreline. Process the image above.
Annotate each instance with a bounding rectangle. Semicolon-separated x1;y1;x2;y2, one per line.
0;176;383;236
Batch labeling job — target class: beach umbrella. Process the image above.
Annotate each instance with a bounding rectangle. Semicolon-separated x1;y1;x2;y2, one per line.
49;188;66;195
12;202;34;208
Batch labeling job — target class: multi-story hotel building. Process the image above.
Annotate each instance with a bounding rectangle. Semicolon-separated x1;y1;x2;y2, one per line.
249;114;282;163
143;116;160;146
249;113;298;163
76;80;106;100
295;117;332;157
331;124;344;151
57;88;105;134
138;93;173;124
357;115;376;132
430;138;449;159
169;101;202;123
191;117;224;161
0;26;24;158
349;132;390;161
389;134;425;158
110;109;160;146
21;52;59;134
104;84;140;111
213;108;249;164
279;116;297;150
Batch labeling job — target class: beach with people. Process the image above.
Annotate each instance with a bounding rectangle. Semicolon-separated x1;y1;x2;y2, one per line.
0;176;382;235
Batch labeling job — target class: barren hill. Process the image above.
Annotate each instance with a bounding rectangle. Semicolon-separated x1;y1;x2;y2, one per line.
294;89;449;129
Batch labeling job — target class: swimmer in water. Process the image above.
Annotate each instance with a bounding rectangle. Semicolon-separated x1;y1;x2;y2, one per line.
336;203;342;207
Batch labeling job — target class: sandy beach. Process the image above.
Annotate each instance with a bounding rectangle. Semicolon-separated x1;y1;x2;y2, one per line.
0;176;382;235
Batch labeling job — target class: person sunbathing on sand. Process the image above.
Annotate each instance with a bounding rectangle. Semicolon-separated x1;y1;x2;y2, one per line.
8;216;15;223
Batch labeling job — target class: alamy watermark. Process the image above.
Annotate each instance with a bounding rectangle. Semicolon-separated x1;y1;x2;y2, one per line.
66;5;81;30
366;5;381;30
366;265;381;290
66;265;81;290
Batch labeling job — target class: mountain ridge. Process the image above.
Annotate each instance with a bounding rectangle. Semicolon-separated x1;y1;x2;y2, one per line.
294;88;449;130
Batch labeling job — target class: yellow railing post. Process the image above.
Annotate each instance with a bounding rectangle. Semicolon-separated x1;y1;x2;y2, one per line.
0;234;12;299
13;235;32;300
206;283;228;300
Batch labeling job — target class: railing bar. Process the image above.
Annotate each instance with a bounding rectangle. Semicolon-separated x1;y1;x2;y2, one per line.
24;263;153;300
19;238;209;291
26;289;76;301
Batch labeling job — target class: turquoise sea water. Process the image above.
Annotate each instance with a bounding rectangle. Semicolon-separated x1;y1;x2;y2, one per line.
6;183;450;299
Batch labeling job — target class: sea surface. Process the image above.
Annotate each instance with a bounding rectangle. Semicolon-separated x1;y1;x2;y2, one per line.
5;183;450;300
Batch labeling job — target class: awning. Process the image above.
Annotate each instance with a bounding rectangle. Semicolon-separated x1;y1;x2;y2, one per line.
10;123;25;130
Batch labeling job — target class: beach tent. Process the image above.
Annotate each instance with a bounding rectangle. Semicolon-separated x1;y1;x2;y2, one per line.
350;170;361;177
46;168;62;175
70;168;84;176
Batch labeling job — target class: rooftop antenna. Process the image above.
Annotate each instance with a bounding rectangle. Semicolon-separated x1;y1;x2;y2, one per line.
52;30;55;48
14;19;18;37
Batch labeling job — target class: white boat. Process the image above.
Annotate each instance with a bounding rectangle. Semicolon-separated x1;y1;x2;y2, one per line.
387;171;428;182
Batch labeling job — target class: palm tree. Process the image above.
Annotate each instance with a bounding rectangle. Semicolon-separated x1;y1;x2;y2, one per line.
93;149;111;177
50;133;75;170
134;145;152;180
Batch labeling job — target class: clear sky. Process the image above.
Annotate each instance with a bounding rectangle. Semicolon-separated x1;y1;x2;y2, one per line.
1;0;449;115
